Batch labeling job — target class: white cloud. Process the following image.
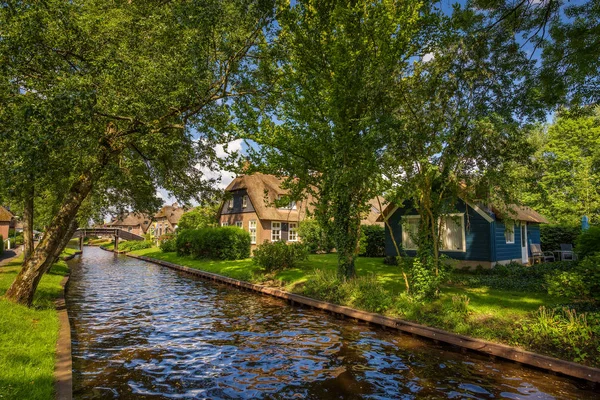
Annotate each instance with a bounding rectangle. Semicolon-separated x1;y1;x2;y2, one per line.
422;52;434;63
198;139;244;189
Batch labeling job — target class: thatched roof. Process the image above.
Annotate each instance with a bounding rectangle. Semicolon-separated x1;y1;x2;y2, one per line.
492;205;550;224
362;197;387;226
154;204;185;225
109;212;152;230
0;206;14;222
223;173;316;221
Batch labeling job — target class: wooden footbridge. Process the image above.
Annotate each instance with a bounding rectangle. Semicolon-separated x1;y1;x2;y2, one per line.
73;228;145;251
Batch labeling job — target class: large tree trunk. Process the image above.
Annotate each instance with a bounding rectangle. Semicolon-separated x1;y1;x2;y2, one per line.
4;170;95;306
51;218;79;265
23;188;35;262
333;198;359;280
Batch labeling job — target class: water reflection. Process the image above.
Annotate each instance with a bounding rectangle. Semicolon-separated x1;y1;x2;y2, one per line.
67;247;597;399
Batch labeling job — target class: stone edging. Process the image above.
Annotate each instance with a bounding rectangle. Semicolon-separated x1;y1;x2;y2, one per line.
128;253;600;384
55;275;72;400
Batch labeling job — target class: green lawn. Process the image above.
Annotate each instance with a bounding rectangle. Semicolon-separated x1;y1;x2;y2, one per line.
0;256;69;400
130;248;598;365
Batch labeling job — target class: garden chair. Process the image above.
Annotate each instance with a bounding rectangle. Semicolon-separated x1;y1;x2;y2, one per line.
530;243;555;264
559;243;576;261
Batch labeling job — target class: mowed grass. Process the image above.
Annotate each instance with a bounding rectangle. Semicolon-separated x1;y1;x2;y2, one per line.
130;248;573;356
0;256;69;400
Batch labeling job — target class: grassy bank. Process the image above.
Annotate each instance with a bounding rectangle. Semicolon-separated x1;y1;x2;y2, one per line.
0;256;70;400
131;247;599;367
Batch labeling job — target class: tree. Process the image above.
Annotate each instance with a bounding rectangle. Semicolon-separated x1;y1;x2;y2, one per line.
244;0;436;279
1;0;275;306
383;4;540;274
178;205;219;231
518;110;600;225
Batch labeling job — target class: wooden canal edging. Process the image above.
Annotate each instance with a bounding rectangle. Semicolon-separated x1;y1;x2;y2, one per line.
54;276;73;400
128;253;600;385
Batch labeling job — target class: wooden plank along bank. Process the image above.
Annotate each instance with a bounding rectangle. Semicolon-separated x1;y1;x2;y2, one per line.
127;254;600;385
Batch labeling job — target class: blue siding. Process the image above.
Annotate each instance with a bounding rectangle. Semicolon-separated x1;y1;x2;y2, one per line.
494;222;522;261
527;224;541;256
384;200;491;262
221;189;255;215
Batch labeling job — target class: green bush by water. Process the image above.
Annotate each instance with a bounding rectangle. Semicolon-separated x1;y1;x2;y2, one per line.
160;236;177;252
298;219;333;253
119;240;153;251
253;241;308;273
545;254;600;301
176;227;251;260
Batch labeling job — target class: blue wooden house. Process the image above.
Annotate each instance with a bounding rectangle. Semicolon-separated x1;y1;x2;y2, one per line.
378;200;549;268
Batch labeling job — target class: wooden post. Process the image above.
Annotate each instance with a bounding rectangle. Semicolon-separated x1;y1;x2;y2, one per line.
114;235;119;252
79;236;83;251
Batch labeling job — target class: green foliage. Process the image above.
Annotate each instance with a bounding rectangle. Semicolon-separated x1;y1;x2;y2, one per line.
409;257;444;299
546;254;600;302
540;224;581;252
451;294;470;316
178;205;219;230
159;237;177;253
383;255;398;266
297;219;333;254
252;241;308;273
577;226;600;259
518;307;596;363
359;225;385;257
119;240;153;252
176;227;251;260
302;269;392;314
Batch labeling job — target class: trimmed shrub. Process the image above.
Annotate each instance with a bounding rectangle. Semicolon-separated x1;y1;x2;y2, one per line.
176;227;250;260
298;219;333;253
540;224;581;252
359;225;385;257
120;240;153;251
253;241;308;272
576;226;600;259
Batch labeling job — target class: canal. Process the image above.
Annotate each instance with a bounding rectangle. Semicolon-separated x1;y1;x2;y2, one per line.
67;247;597;399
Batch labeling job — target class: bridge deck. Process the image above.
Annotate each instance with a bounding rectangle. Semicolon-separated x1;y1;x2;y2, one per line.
74;228;145;241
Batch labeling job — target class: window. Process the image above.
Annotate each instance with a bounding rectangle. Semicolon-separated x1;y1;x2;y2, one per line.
235;221;243;228
271;222;281;241
505;222;515;244
402;216;420;250
242;195;248;208
249;220;257;244
440;214;465;252
228;199;234;209
288;223;298;241
221;222;229;227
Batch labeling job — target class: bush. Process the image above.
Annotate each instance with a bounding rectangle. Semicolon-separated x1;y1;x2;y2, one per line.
119;240;153;251
383;255;398;265
546;253;600;301
302;269;393;313
359;225;385;257
540;224;581;252
176;227;250;260
252;241;308;273
298;219;333;253
409;257;444;299
577;226;600;259
160;237;177;253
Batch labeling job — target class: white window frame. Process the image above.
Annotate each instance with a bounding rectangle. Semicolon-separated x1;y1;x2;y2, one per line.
221;222;229;227
288;222;298;242
505;221;515;244
439;213;466;252
242;195;248;208
271;221;281;241
249;220;257;244
235;221;243;228
401;215;420;250
228;199;234;209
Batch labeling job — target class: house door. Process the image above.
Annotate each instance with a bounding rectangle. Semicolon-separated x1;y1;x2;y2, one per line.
521;222;528;264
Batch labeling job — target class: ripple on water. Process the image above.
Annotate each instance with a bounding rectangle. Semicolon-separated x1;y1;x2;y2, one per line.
67;248;598;399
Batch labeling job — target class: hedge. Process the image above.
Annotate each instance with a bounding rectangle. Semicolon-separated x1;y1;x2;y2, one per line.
577;226;600;259
359;225;385;257
176;227;251;260
540;224;581;252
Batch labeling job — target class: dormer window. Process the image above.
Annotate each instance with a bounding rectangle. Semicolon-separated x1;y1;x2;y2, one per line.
277;195;297;210
242;195;248;208
228;199;234;209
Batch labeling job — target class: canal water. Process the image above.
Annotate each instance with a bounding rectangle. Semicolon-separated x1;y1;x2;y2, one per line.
66;247;597;399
